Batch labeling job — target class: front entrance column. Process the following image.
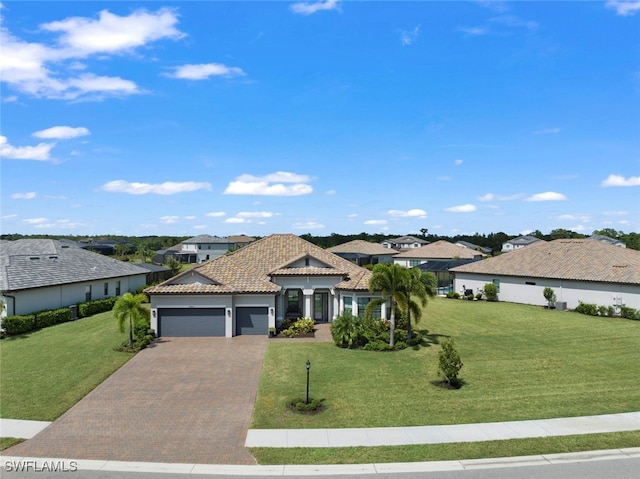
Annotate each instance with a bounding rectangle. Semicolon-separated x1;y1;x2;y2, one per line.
303;289;314;318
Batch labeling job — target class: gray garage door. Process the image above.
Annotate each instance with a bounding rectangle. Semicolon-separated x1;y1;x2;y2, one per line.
235;307;269;336
158;308;226;337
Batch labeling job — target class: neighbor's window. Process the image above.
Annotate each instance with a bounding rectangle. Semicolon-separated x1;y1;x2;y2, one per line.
409;260;421;267
115;281;121;296
286;289;302;314
493;279;501;293
343;296;353;314
104;282;109;295
85;285;92;302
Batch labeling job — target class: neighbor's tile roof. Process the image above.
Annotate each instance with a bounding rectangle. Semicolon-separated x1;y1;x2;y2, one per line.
183;234;232;244
450;239;640;285
327;240;398;256
394;240;487;259
0;239;148;292
504;235;543;246
146;234;372;295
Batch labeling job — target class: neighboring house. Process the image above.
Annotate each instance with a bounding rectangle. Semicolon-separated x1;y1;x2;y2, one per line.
416;258;483;295
145;234;383;338
134;263;174;284
455;240;492;255
589;234;626;248
394;240;487;268
381;235;429;250
156;235;256;264
501;235;543;253
0;239;148;317
450;239;640;310
327;240;397;266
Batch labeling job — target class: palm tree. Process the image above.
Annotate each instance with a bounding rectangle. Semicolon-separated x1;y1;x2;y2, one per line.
398;269;437;340
366;263;409;346
113;292;148;348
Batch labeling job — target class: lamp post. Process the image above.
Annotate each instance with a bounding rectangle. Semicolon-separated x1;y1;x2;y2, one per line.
305;359;311;404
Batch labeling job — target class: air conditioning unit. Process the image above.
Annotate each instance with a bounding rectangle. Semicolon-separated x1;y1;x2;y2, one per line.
555;301;567;311
69;304;78;320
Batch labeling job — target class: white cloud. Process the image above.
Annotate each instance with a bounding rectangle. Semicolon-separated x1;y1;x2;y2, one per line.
388;209;427;218
292;220;325;229
33;126;90;139
478;192;523;202
205;211;226;217
167;63;245;80
533;127;561;135
224;171;313;196
460;26;489;36
0;135;54;161
558;213;591;223
454;159;464;166
601;174;640;187
290;0;341;15
445;204;477;213
11;192;37;199
236;211;276;218
364;219;388;225
23;217;48;225
489;15;538;31
603;210;628;216
23;217;82;229
184;215;196;220
225;217;246;224
160;215;179;224
101;180;211;195
194;224;207;229
606;1;640;16
400;26;420;46
1;8;183;100
526;191;568;202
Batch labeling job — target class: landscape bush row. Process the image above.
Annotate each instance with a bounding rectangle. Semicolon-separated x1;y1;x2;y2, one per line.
330;311;423;351
575;301;639;320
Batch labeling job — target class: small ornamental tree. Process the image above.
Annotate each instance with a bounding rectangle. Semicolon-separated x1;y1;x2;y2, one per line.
484;283;498;301
438;338;463;387
543;287;557;308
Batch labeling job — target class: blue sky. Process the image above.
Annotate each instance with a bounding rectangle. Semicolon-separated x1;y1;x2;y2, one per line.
1;1;639;238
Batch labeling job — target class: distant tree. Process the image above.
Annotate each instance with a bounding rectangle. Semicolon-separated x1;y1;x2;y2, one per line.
114;243;131;257
592;228;620;239
420;228;429;238
139;246;153;263
165;256;181;276
543;287;557;308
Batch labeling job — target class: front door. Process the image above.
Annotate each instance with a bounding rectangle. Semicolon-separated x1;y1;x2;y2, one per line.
313;292;329;322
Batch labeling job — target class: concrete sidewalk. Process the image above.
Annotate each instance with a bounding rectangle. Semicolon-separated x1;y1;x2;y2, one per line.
0;419;51;439
245;412;640;448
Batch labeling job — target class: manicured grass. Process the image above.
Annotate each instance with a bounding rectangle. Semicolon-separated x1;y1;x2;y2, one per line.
252;297;640;429
250;430;640;465
0;312;133;421
0;438;24;451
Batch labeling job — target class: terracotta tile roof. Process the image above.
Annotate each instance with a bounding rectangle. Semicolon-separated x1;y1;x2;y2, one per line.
327;240;398;256
146;234;372;295
451;239;640;285
394;240;487;259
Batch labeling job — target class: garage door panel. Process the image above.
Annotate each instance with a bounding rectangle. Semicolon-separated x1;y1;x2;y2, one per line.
236;307;268;336
159;308;225;337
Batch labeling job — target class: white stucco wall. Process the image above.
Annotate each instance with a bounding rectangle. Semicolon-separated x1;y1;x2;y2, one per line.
453;273;640;310
2;274;147;316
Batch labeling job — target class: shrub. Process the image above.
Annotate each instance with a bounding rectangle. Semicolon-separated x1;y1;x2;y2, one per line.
1;315;36;335
575;301;598;316
597;305;609;317
452;292;460;299
465;293;474;301
543;287;557;307
620;306;639;320
281;317;315;337
475;293;483;301
446;291;456;299
484;283;498;301
290;397;324;413
119;315;154;351
438;338;463;386
330;312;363;347
607;306;616;317
35;308;71;329
78;297;118;318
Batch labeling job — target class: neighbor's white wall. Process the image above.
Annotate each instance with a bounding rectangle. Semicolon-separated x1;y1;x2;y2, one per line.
453;273;640;310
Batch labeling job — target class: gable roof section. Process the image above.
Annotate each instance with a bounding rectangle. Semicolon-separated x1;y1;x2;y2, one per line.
451;239;640;285
183;234;232;244
146;234;372;295
385;235;429;245
327;240;398;256
0;239;148;292
504;235;543;247
394;240;487;259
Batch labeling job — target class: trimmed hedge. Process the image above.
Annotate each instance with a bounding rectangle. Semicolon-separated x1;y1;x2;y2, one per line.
35;308;71;329
1;314;36;335
78;297;118;318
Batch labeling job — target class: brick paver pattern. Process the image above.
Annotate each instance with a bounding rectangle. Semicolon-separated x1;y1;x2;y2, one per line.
7;336;268;465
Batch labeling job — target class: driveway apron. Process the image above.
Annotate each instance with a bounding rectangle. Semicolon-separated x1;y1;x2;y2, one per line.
6;336;267;465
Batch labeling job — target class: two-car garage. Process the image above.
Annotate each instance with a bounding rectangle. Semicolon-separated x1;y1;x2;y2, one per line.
156;307;268;337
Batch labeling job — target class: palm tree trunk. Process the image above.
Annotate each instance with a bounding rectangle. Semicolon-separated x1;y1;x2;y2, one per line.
389;305;395;346
407;302;412;341
128;316;133;347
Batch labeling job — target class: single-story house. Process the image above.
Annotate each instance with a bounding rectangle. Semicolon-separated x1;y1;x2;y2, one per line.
450;239;640;310
394;240;487;268
145;234;384;337
455;240;492;255
0;239;148;317
381;235;429;250
327;240;397;266
589;234;626;248
501;235;543;253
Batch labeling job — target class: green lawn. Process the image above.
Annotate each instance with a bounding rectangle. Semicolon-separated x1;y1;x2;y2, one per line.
252;297;640;429
0;312;133;421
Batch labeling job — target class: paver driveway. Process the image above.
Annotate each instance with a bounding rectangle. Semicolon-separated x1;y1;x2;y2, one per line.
6;336;268;464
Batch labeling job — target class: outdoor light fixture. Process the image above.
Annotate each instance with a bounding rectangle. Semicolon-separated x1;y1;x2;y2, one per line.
306;360;311;405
